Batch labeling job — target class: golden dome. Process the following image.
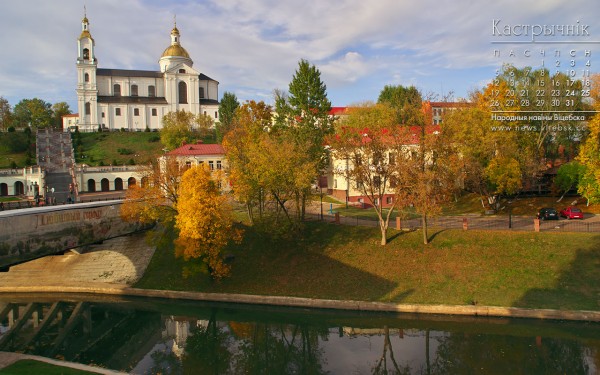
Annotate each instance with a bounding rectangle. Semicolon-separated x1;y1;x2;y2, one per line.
82;16;89;23
161;44;190;58
171;26;180;35
79;30;93;41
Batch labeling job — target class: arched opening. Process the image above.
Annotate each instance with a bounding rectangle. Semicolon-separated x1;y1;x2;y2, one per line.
128;177;137;187
85;102;91;116
114;178;123;191
0;183;8;196
148;85;155;97
14;181;24;195
179;69;186;73
87;179;96;192
131;84;138;97
178;81;187;104
101;178;110;192
114;84;121;97
141;177;149;188
84;73;89;82
83;48;89;60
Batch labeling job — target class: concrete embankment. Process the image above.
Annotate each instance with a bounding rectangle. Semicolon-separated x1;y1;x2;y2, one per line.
0;200;148;268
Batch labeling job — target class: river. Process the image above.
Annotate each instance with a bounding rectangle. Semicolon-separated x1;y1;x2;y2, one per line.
0;295;598;374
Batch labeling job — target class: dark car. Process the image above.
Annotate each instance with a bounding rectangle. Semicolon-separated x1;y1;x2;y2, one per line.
560;206;584;219
536;207;559;220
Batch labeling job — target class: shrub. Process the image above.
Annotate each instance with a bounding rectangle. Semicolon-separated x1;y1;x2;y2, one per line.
127;158;135;165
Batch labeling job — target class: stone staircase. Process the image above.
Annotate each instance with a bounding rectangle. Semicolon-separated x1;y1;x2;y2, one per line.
36;129;76;203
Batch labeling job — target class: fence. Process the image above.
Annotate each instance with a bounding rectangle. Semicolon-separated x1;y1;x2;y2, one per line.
306;212;600;233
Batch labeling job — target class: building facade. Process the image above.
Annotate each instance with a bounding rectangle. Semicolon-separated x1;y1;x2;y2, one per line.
76;14;220;132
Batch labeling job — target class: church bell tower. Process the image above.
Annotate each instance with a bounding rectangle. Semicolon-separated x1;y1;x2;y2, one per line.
76;9;99;131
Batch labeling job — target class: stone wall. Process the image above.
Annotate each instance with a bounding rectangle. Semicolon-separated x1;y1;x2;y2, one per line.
0;201;148;268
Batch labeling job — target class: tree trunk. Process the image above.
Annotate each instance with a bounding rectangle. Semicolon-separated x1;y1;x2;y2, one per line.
380;224;387;246
422;214;428;245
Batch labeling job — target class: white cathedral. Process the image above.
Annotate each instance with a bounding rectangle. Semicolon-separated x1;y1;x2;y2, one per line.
75;14;220;132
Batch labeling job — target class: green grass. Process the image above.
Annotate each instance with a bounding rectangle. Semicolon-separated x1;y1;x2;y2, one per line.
0;197;20;202
0;360;99;375
75;132;164;166
136;222;600;311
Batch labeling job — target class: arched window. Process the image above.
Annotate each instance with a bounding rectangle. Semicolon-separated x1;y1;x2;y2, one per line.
87;179;96;192
0;183;8;196
101;178;110;192
179;69;186;73
114;84;121;97
84;73;89;82
131;84;138;96
83;48;89;60
85;102;91;116
14;181;24;195
178;81;187;104
128;177;136;187
148;85;155;97
114;178;123;191
199;87;205;99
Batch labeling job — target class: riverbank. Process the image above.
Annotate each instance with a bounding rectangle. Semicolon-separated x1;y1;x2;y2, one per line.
0;222;598;322
136;222;600;312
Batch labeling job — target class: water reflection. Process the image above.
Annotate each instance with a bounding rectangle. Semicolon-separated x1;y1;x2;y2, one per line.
0;297;598;374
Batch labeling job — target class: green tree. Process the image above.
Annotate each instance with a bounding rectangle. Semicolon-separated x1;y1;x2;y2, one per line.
275;59;334;219
217;91;239;141
377;84;423;125
160;110;197;150
0;96;12;131
555;161;584;202
195;112;215;140
51;102;72;129
12;98;53;129
576;113;600;205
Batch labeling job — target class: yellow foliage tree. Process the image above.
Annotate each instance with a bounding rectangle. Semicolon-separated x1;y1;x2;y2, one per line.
175;165;241;280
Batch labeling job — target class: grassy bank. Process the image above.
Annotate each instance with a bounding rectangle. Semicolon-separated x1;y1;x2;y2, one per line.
136;222;600;311
0;360;98;375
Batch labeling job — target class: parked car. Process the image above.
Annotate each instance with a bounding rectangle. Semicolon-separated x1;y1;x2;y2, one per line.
560;206;584;220
536;207;559;220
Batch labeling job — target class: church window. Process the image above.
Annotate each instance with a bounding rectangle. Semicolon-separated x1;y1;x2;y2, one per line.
199;87;205;99
151;108;157;116
114;84;121;97
101;112;105;118
215;111;218;118
115;108;121;116
179;69;186;73
131;85;138;97
148;85;155;97
83;48;89;60
84;73;89;82
84;102;91;115
178;81;187;104
134;108;140;116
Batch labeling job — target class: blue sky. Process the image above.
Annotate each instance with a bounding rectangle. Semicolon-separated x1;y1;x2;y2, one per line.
1;0;598;111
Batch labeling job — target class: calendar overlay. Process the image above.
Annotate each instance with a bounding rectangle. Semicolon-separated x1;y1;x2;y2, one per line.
490;19;600;124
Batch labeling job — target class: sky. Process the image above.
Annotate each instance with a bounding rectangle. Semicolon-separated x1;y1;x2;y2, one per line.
1;0;599;112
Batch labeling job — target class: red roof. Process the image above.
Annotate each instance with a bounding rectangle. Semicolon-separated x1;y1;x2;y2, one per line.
329;107;349;116
166;142;225;156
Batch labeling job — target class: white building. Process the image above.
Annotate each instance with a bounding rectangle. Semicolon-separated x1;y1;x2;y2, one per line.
76;14;220;132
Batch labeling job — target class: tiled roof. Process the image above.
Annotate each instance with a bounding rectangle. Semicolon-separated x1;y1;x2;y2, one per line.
166;142;225;156
97;68;163;78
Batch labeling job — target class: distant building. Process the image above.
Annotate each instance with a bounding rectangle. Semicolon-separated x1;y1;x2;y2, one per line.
428;101;473;125
62;113;80;131
76;13;219;132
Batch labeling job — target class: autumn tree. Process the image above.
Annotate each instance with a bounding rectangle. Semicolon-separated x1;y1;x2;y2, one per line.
217;91;239;141
576;112;600;206
196;112;215;139
328;103;414;245
160;110;198;150
0;97;12;131
402;102;459;245
222;100;273;223
175;165;241;280
12;98;53;129
120;157;185;226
